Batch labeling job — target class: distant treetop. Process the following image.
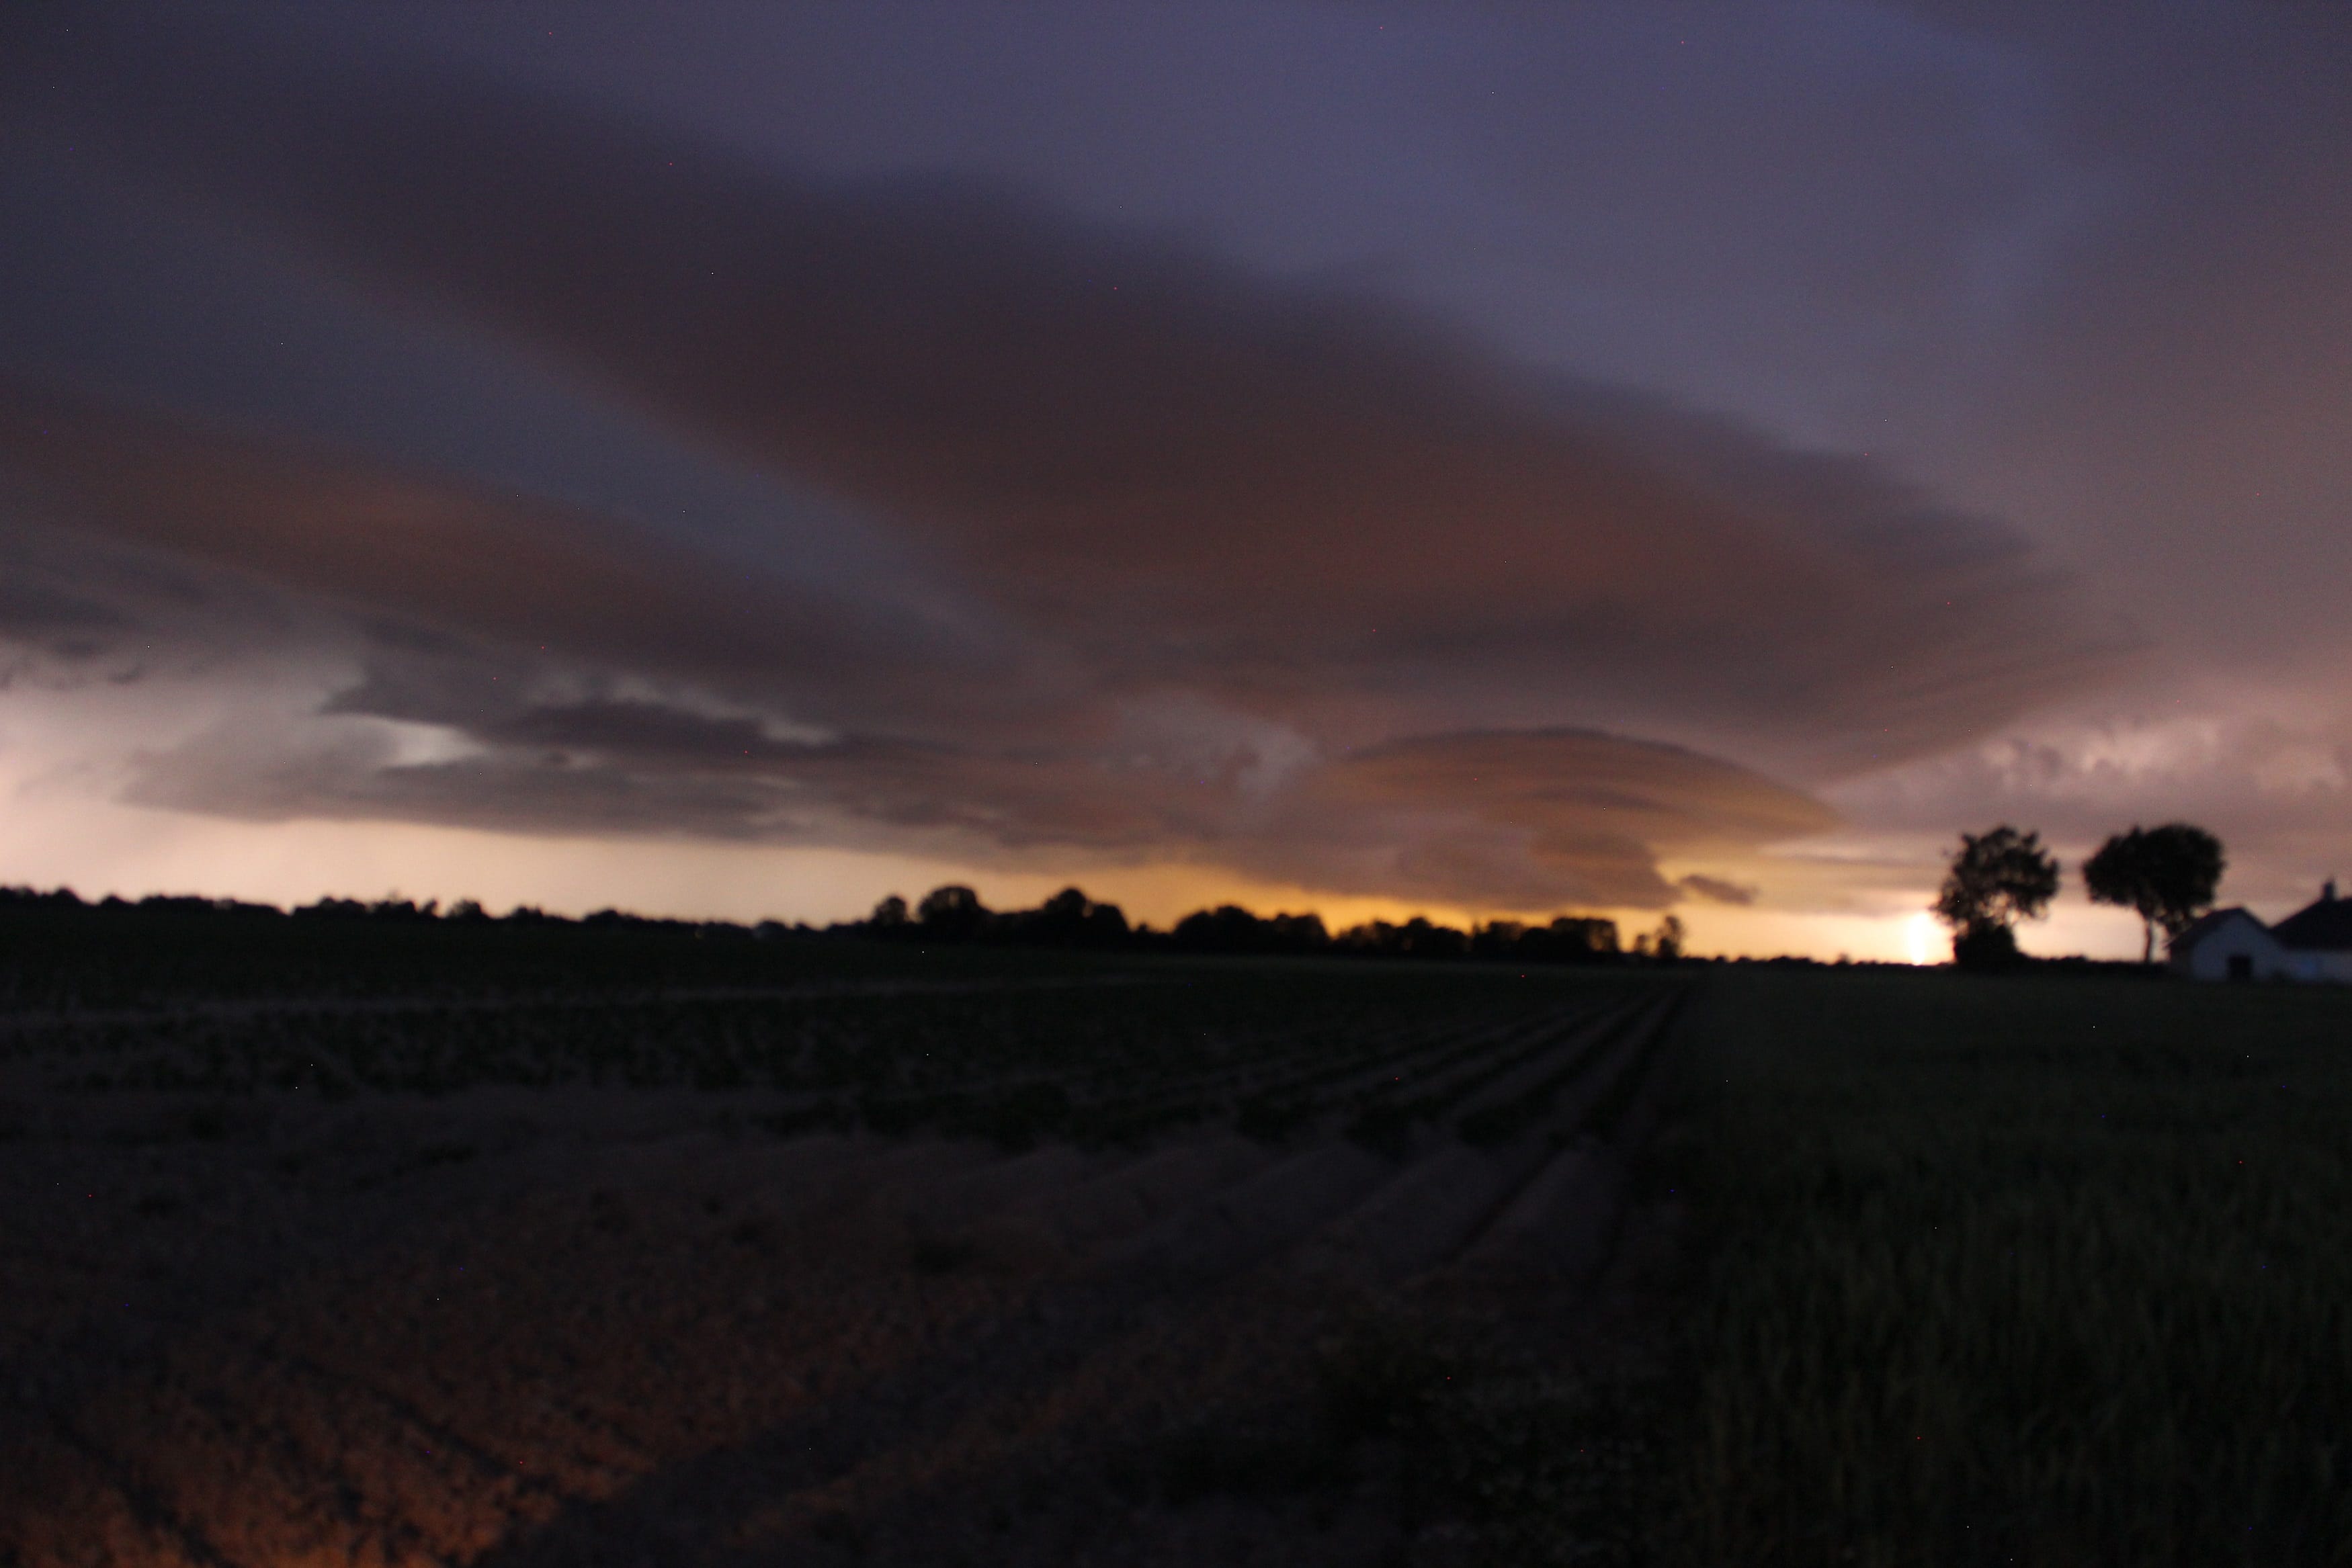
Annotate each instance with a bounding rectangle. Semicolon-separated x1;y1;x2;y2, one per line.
2083;824;2225;963
1934;826;2060;969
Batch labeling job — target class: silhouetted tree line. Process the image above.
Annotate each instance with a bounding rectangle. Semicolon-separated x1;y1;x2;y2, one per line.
0;882;1662;968
853;884;1636;965
0;885;791;941
1934;820;2226;970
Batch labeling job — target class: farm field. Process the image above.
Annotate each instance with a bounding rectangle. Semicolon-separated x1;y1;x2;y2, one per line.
7;917;2349;1568
1663;968;2352;1567
0;927;1691;1567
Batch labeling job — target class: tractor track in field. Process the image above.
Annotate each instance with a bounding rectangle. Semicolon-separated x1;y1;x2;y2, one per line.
1;977;1691;1566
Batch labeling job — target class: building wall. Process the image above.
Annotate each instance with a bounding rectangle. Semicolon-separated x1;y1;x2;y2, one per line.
2283;949;2352;984
2179;917;2291;981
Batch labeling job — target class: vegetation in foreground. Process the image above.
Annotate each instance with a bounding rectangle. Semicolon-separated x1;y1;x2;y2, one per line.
1659;968;2352;1567
0;879;1646;1018
3;905;1683;1566
0;886;1682;1158
11;890;2348;1564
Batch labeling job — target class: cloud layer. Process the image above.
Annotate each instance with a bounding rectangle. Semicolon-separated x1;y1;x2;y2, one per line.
0;15;2122;912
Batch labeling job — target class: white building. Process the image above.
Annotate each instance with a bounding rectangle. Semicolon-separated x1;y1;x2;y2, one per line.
2169;908;2289;981
2171;883;2352;982
2269;881;2352;983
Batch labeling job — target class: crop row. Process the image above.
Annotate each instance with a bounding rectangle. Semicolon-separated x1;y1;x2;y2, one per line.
7;963;1683;1149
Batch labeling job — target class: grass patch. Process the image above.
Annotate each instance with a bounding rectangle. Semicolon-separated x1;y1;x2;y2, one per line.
1658;969;2352;1567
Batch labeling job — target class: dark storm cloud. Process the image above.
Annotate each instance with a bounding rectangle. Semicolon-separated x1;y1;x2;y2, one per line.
0;375;1952;907
1675;875;1759;908
0;382;1009;724
485;701;825;766
125;704;1826;910
0;13;2129;909
0;576;120;635
0;488;297;683
1290;730;1835;908
1846;2;2352;673
121;724;802;842
0;559;126;674
44;30;2115;744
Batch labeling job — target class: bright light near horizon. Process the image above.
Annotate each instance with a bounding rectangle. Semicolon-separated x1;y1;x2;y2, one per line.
0;748;2165;963
1904;911;1937;966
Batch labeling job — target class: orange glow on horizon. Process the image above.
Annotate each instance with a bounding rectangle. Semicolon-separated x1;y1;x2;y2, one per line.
0;758;2158;964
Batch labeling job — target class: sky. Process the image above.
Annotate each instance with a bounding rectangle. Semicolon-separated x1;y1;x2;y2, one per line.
1;1;2347;961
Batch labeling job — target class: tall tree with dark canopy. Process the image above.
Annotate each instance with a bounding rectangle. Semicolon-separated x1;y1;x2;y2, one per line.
1934;826;2061;968
916;884;988;940
2083;824;2226;963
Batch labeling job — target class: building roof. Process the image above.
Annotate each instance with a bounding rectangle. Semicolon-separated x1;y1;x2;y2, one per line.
2170;906;2273;955
2272;896;2352;952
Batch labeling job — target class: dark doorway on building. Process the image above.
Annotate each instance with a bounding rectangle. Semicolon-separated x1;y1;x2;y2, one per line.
2228;953;2254;981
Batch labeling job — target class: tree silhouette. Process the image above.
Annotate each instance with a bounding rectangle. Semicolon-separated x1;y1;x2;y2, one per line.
2083;823;2225;963
916;883;987;939
1934;826;2060;967
1022;887;1130;946
1650;913;1685;960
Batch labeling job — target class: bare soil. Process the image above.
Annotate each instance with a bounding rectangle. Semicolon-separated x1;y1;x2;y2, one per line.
1;1017;1683;1565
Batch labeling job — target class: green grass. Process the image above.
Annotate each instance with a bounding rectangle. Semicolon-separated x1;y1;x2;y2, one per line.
1659;969;2352;1567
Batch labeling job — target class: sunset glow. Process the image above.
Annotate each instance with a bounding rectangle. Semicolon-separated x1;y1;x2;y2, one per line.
3;4;2347;955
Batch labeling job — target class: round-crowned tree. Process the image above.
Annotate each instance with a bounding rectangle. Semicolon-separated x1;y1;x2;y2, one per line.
915;884;989;940
2084;824;2226;963
1934;826;2060;969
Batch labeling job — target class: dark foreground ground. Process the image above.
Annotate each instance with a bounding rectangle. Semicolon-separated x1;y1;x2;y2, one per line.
0;927;1686;1567
1667;967;2352;1567
3;924;2348;1566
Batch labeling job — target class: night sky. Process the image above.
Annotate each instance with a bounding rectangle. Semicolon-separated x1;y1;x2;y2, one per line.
3;3;2348;959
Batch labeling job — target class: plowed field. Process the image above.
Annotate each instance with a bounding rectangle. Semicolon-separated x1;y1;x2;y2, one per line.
1;961;1690;1566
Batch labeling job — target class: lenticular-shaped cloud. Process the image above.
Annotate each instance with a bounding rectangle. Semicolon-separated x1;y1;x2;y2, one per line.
1284;730;1837;908
0;21;2128;912
52;32;2117;756
1675;874;1759;908
0;394;1839;906
0;383;1011;729
0;386;838;674
120;702;1830;911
